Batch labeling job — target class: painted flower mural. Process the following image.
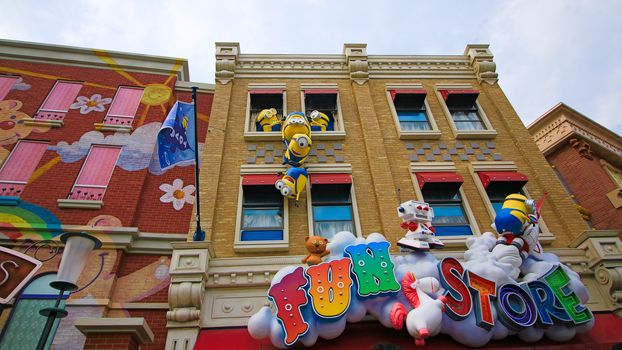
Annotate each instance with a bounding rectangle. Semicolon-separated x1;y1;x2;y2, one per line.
70;94;112;114
159;178;195;211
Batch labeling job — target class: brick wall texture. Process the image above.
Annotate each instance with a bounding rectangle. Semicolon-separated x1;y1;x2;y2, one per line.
200;77;589;257
548;144;622;231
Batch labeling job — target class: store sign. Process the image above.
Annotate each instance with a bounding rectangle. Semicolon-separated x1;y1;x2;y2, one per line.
0;246;42;303
265;242;592;347
438;257;592;330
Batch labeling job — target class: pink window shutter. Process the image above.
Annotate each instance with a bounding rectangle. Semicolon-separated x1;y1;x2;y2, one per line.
40;81;83;111
0;141;48;197
0;76;18;101
70;146;121;201
34;81;83;121
107;87;144;117
103;87;144;127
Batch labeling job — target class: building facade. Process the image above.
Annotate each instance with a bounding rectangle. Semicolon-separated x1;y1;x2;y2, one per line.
0;39;213;349
168;43;622;349
528;103;622;233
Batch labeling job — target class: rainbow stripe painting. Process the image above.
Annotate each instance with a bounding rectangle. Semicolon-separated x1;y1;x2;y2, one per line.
0;200;62;240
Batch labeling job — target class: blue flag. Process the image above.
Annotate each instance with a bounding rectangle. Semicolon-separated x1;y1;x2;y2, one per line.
158;101;196;170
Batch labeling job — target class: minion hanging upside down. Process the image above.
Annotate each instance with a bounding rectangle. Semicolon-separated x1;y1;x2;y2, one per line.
275;167;308;201
309;110;330;132
256;108;282;132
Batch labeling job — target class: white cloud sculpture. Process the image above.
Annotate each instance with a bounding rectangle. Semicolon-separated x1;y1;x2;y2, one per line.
248;231;593;348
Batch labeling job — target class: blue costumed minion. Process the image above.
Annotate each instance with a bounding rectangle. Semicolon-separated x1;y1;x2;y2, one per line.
493;193;536;235
275;167;308;201
282;111;311;144
309;110;330;132
256;108;281;132
283;134;312;167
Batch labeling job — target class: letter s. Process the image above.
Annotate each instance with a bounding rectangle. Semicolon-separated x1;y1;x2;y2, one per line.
0;260;19;286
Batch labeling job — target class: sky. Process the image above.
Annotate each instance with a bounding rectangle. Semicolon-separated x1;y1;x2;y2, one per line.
0;0;620;134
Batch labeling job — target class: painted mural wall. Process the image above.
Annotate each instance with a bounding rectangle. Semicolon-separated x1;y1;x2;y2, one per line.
0;51;212;350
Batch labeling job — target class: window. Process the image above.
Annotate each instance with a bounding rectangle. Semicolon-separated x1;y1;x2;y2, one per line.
98;86;144;131
249;89;284;132
0;140;48;201
441;90;486;131
478;171;528;213
0;273;70;350
417;172;472;236
240;183;284;242
0;75;19;101
235;174;289;251
310;174;355;239
60;145;121;208
603;162;622;188
33;80;83;125
390;90;431;131
303;90;338;132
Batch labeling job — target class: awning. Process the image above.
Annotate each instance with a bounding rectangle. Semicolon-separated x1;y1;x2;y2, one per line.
310;173;352;185
389;89;427;101
193;313;622;349
416;172;463;196
479;171;528;194
304;89;338;95
248;89;283;94
242;174;281;185
440;89;479;106
478;171;528;188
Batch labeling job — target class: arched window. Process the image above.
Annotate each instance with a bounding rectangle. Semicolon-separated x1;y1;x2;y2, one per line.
0;273;69;350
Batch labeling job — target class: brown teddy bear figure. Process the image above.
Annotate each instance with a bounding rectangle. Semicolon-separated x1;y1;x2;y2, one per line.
302;235;330;266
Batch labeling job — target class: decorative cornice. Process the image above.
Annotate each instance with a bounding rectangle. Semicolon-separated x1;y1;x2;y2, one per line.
464;44;498;85
0;224;185;254
0;39;190;81
219;42;485;81
532;115;622;158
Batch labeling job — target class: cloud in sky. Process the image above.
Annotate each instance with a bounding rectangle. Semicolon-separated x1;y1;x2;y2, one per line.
0;0;620;133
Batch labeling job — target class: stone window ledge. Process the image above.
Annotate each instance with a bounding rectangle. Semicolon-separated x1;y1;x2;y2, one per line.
399;130;442;140
57;199;103;209
23;119;63;128
74;317;154;345
94;123;132;133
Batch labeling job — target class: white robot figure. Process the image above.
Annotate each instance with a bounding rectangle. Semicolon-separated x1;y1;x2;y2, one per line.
397;200;444;251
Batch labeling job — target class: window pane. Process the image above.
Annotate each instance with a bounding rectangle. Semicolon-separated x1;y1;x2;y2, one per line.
305;93;337;111
314;221;354;240
454;121;486;131
435;225;473;236
394;93;425;109
311;184;351;203
250;94;283;114
400;121;432;131
422;187;460;200
451;111;481;121
492;201;503;213
397;111;428;122
243;185;282;205
605;166;622;188
432;204;468;225
242;208;283;228
241;230;283;241
313;205;352;221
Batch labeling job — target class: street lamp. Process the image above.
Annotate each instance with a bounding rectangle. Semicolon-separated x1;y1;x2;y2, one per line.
36;232;102;350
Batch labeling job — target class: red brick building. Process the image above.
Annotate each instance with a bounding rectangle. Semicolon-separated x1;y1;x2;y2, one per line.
0;39;213;349
528;103;622;233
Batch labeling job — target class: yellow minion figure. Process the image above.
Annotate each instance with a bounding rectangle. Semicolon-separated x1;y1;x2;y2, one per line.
256;108;281;132
282;111;311;143
309;110;330;132
283;134;312;167
275;167;308;201
493;193;538;255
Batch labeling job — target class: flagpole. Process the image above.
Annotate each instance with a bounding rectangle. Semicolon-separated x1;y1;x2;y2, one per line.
191;87;205;241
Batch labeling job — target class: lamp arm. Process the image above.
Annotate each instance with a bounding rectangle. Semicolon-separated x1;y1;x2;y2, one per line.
71;252;108;295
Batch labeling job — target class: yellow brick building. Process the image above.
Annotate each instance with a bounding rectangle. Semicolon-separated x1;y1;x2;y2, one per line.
165;43;622;349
